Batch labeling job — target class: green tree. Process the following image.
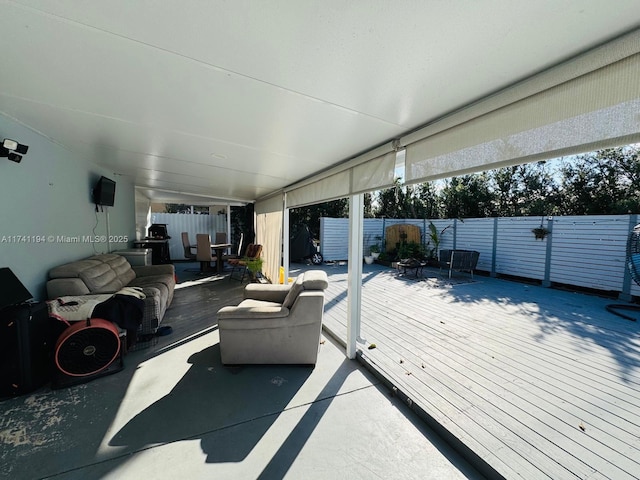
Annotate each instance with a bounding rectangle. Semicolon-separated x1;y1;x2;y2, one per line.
373;179;412;218
440;174;494;218
558;146;640;214
289;198;348;239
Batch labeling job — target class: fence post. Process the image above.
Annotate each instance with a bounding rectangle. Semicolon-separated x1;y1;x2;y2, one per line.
542;217;554;288
453;218;457;249
423;218;427;250
491;217;498;277
619;213;638;301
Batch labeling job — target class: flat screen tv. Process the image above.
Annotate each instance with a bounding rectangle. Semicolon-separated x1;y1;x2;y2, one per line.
93;176;116;206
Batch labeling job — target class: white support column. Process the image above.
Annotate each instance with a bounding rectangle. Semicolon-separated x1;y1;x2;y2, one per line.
346;193;364;359
226;204;232;254
283;206;290;284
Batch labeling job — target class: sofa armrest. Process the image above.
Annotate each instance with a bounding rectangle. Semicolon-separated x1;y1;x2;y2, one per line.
217;304;290;320
47;278;91;300
243;284;291;303
132;264;175;277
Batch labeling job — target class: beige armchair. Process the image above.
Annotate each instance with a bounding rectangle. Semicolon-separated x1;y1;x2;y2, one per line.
217;270;328;365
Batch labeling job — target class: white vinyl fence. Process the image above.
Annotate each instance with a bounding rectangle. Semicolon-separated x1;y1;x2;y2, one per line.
320;215;640;299
150;212;228;261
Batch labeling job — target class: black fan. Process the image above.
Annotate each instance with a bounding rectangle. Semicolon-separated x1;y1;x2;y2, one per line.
55;318;121;377
606;224;640;321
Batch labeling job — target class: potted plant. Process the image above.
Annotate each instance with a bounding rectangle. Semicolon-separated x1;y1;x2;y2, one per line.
398;243;411;262
245;256;265;282
532;216;550;240
369;243;381;260
532;226;550;240
429;222;451;266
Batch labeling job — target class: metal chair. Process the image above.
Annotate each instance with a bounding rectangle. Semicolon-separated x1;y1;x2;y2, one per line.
223;233;244;262
438;249;479;279
229;243;262;282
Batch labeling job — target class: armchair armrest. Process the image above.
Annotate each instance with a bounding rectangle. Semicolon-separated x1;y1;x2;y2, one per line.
243;284;291;303
132;264;175;277
217;304;290;320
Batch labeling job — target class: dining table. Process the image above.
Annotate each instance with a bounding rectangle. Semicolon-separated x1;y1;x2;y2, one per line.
210;243;232;273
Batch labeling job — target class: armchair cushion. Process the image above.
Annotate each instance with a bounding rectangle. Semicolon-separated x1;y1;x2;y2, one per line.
243;283;291;303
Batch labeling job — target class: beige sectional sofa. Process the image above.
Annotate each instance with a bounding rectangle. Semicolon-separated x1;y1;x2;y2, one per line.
47;253;175;334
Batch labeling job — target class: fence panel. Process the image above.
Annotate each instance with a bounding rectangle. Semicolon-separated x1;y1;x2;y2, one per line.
150;212;227;261
456;218;494;272
317;214;639;297
494;217;547;280
550;215;629;292
320;217;348;261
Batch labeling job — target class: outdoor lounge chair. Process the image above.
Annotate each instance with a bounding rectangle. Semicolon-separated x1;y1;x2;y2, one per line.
439;249;480;279
216;270;328;365
228;243;262;282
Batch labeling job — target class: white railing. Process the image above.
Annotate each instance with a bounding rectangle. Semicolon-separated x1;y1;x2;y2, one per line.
320;215;640;298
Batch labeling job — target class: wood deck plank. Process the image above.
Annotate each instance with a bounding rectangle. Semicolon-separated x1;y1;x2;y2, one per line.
305;264;640;480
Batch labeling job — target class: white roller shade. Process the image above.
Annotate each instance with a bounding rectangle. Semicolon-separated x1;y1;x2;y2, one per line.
404;33;640;183
351;151;397;194
255;192;283;283
285;143;397;209
286;170;351;209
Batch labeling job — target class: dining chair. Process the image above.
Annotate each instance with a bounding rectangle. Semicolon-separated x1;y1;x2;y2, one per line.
223;232;244;262
181;232;202;272
215;232;227;244
196;233;217;272
181;232;197;260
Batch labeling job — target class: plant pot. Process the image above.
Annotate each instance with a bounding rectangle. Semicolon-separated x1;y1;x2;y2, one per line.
371;252;380;260
364;255;374;264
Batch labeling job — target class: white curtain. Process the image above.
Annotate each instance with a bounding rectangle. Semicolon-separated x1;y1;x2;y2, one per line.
403;31;640;183
285;144;397;209
255;192;283;284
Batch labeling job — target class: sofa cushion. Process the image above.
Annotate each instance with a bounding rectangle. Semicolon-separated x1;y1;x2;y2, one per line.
130;278;168;306
130;274;173;291
239;299;283;309
80;262;124;293
48;259;102;279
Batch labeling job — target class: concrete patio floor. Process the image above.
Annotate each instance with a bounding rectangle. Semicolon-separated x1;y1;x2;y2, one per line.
0;264;483;480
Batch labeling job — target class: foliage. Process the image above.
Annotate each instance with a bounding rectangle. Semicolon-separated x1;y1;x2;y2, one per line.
164;204;211;214
396;241;424;260
367;145;639;219
284;146;639;236
244;256;263;274
289;199;348;239
427;222;451;258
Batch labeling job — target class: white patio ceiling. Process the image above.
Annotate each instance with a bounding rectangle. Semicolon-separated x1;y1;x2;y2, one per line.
1;1;640;205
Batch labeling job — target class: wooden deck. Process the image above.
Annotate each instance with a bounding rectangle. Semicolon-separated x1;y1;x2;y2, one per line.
292;262;640;480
